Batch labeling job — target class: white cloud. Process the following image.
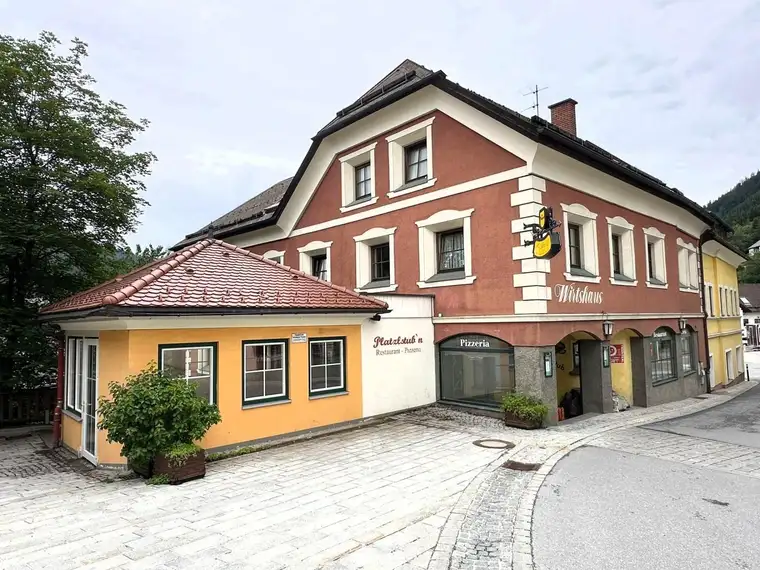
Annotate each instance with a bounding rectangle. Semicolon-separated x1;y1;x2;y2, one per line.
186;149;298;176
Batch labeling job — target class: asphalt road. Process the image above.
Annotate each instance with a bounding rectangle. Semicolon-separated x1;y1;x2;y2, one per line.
644;382;760;448
533;446;760;570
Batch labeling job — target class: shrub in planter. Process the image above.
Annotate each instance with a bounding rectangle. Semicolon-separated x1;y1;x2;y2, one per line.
501;393;548;429
98;363;221;483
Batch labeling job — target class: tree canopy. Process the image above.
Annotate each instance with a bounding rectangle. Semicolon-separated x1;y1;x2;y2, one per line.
0;32;156;388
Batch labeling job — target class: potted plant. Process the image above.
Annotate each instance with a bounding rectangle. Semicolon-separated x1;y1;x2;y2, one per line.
501;393;548;429
98;363;221;484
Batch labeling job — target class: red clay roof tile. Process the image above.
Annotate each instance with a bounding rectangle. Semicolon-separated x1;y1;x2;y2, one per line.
40;240;387;315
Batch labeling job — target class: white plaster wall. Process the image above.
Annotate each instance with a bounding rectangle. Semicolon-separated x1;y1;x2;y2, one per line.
361;294;436;417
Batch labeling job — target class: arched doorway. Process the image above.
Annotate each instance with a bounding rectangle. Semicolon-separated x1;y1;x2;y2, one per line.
438;334;515;408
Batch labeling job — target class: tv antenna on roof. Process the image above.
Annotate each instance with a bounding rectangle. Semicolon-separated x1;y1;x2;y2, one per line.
523;84;548;117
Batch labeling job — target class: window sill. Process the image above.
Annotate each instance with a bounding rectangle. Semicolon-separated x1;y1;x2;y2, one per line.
564;272;601;284
309;390;349;400
652;376;678;387
62;409;82;422
610;277;638;287
355;283;399;294
242;398;291;410
646;281;668;289
679;287;699;294
388;177;437;199
340;196;378;214
417;275;476;289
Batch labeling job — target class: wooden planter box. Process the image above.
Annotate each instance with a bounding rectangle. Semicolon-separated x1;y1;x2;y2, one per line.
153;449;206;484
504;411;542;430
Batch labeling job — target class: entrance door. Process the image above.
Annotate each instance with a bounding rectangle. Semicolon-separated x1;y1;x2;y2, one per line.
81;339;99;464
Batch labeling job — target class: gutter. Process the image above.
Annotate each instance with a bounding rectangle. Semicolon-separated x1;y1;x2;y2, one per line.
698;231;712;394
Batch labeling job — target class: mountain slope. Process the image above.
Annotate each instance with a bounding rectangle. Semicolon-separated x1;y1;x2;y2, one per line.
707;170;760;252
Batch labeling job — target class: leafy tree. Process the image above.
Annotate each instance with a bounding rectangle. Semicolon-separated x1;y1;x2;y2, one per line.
0;32;155;389
106;244;168;277
739;254;760;284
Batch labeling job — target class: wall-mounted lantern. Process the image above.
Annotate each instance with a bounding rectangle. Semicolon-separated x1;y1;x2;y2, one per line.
602;318;614;339
679;317;688;332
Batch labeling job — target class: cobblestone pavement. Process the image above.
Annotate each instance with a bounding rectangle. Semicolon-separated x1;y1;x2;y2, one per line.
1;382;756;570
0;420;504;570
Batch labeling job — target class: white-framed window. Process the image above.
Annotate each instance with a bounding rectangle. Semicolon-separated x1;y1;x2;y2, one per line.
309;338;346;396
354;227;398;293
159;343;216;405
677;238;698;292
242;340;288;404
387;117;436;198
339;142;378;213
726;348;734;380
298;240;332;282
719;286;726;316
704;283;715;317
736;345;744;377
262;249;285;265
606;216;636;286
65;337;85;415
415;208;476;288
680;328;695;374
643;227;667;288
561;203;600;283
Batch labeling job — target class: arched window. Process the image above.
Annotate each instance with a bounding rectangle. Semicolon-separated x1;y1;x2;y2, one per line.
680;326;695;374
438;334;514;407
651;327;676;384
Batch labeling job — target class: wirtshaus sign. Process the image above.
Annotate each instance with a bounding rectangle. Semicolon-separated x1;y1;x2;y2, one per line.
524;207;561;260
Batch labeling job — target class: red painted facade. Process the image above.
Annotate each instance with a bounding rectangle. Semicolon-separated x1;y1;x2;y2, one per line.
246;109;705;360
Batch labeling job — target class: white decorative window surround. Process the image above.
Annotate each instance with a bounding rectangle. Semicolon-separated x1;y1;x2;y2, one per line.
606;216;637;286
415;208;475;289
262;249;286;265
704;282;715;317
561;203;600;283
677;238;699;292
298;240;333;282
339;142;378;213
387;117;437;198
643;227;667;289
353;227;398;293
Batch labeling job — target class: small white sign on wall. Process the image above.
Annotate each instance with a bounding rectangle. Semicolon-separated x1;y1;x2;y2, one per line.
291;332;307;343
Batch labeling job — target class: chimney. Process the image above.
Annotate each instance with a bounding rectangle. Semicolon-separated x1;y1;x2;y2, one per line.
547;98;578;136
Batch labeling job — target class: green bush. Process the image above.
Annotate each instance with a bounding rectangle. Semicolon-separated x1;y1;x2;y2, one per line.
165;442;203;467
146;473;170;485
97;363;221;466
501;393;548;425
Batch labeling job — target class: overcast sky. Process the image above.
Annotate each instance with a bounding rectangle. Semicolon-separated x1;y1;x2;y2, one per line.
3;0;759;248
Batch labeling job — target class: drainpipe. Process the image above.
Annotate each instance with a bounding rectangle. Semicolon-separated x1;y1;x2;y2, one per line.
698;233;712;394
52;335;65;446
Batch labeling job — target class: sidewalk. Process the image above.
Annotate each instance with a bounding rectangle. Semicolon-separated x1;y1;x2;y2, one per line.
413;380;758;570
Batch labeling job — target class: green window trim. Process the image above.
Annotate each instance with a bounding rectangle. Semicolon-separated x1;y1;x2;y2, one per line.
157;342;219;406
241;339;290;406
308;337;347;397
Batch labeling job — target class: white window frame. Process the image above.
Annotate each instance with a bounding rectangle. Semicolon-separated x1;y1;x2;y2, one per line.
415;208;475;288
737;345;744;377
309;338;346;396
242;340;288;404
606;215;636;286
353;226;398;293
726;348;734;380
719;286;726;316
262;249;286;265
704;282;715;317
677;238;699;292
298;240;332;282
643;227;667;288
65;337;85;415
387;117;436;198
561;203;600;283
159;344;216;405
339;142;378;213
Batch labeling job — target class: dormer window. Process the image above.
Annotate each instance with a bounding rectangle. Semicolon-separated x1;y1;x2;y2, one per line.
405;141;428;184
339;143;377;213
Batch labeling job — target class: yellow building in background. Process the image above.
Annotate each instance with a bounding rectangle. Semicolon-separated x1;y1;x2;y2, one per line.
702;236;746;388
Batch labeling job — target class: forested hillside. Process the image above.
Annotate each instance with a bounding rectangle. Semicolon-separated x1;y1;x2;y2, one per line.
707;171;760;282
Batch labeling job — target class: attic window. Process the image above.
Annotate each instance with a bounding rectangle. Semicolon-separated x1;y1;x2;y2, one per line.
387;117;436;198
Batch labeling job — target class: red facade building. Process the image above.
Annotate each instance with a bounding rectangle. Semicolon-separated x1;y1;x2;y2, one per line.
176;60;727;423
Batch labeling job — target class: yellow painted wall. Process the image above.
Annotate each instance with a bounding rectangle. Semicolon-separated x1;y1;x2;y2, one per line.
61;414;82;454
96;325;362;465
610;330;635;405
703;251;743;387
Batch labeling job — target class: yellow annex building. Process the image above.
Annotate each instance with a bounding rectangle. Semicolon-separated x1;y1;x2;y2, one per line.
702;235;746;388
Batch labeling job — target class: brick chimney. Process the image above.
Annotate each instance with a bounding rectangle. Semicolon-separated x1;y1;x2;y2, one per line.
547;98;578;136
